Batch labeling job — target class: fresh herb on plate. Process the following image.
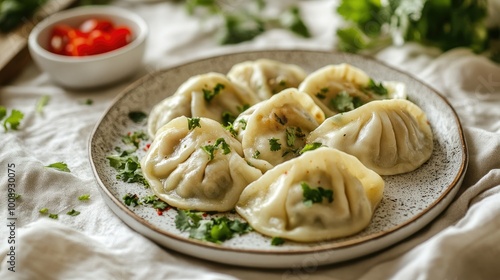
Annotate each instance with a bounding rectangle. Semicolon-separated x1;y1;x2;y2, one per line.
271;236;285;246
123;193;141;207
128;111;148;123
107;148;149;187
300;142;322;154
201;137;231;161
301;182;333;207
122;131;148;149
175;210;252;244
330;91;364;113
203;83;225;102
269;138;282;151
187;117;201;130
45;162;71;172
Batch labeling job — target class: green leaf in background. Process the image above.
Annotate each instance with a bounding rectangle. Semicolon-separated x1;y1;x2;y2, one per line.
336;0;496;59
36;95;50;114
0;0;46;33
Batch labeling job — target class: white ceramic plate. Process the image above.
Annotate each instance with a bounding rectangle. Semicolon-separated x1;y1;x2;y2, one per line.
89;50;468;268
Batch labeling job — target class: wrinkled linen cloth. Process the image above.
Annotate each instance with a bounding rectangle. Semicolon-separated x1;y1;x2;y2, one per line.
1;1;500;279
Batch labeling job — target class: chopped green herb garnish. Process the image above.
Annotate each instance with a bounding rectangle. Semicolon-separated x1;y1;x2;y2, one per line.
48;213;58;219
300;142;323;154
271;236;285;246
45;162;70;172
280;6;311;38
285;127;296;147
301;182;333;207
315;87;329;99
215;138;231;154
39;208;49;214
122;131;148;149
330;91;364;113
237;104;250;113
221;111;236;125
1;108;24;131
187;117;201;130
14;193;21;200
224;123;237;137
175;210;252;244
78;194;91;201
274;113;287;125
201;144;217;161
365;79;388;96
67;209;80;216
203;83;225;102
123;193;141;207
269;138;282;151
107;149;149;187
238;119;247;130
36;95;50;114
252;150;261;159
82;99;93;105
141;195;169;210
128;111;148;123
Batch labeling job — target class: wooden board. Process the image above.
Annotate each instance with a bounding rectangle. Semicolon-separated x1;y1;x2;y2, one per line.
0;0;77;85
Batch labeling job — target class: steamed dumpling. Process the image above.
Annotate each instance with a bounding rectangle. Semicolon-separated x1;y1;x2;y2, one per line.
142;116;262;212
307;99;433;175
227;59;307;100
147;72;260;137
236;147;384;242
236;88;325;172
298;63;407;117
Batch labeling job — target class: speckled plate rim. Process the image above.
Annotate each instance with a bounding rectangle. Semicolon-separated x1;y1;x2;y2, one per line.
89;49;468;268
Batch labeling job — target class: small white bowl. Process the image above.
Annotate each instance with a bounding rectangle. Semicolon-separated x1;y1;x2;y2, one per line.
28;6;148;89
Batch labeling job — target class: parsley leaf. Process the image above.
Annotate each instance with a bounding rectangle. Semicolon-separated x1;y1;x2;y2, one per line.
201;144;217;161
123;193;141;207
221;111;236;126
67;209;80;216
280;6;311;38
269;138;282;151
128;111;148;123
203;83;225;102
175;210;252;244
2;109;24;131
142;194;169;210
187;117;201;130
252;150;261;159
365;79;388;96
238;119;247;130
39;208;49;214
315;87;329;99
202;138;231;161
271;236;285;246
301;182;333;207
215;138;231;154
330;91;364;113
36;95;50;114
122;131;148;149
0;106;6;120
107;149;149;187
300;142;323;154
45;162;70;172
48;213;59;219
78;194;91;201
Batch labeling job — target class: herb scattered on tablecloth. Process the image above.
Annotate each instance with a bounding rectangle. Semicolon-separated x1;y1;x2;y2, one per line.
39;208;49;214
0;106;24;132
175;210;252;243
81;99;93;105
183;0;310;44
48;213;58;219
67;209;80;216
35;95;50;114
78;194;91;201
45;162;71;172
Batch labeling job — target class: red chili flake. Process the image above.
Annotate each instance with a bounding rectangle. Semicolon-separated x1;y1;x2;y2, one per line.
143;143;151;151
202;212;208;217
156;209;164;216
127;132;131;136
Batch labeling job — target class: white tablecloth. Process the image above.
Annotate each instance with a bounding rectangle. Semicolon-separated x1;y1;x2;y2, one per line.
1;1;500;279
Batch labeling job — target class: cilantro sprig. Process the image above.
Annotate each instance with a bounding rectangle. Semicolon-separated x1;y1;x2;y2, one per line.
301;182;333;207
330;91;364;113
0;106;24;131
203;83;225;102
45;162;71;172
107;148;149;187
175;210;252;244
201;138;231;161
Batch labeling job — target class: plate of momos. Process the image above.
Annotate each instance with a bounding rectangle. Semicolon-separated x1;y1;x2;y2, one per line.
89;50;468;268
